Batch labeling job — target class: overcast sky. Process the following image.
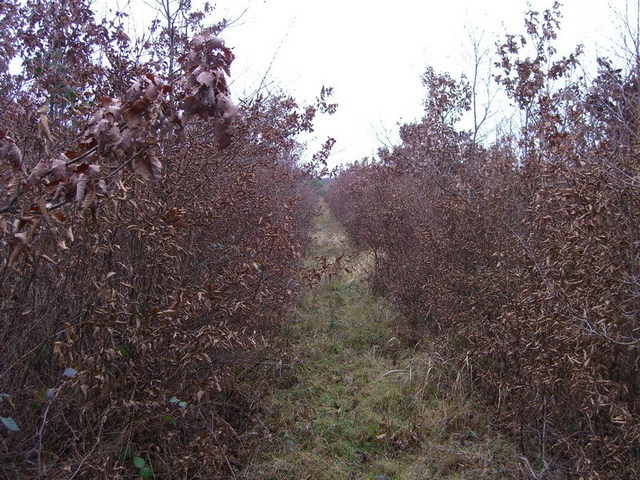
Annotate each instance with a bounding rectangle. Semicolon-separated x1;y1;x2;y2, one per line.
124;0;634;167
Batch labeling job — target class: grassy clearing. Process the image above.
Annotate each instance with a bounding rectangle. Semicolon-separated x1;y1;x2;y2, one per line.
241;203;520;480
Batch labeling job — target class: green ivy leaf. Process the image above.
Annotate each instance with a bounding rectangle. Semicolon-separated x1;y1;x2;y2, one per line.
1;416;20;431
178;401;188;408
169;396;179;403
133;456;146;468
139;465;153;479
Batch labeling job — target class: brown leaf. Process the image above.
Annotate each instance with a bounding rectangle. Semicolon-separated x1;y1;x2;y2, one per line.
81;188;95;210
38;110;54;148
196;71;215;87
51;210;66;223
50;156;68;179
8;231;30;267
75;174;87;204
0;136;23;170
132;154;162;180
26;159;49;187
5;174;20;197
96;119;121;152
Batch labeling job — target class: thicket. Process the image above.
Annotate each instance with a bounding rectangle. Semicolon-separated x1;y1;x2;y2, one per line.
0;1;331;478
328;4;640;478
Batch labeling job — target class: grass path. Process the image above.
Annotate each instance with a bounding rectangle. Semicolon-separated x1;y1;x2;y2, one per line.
241;203;520;480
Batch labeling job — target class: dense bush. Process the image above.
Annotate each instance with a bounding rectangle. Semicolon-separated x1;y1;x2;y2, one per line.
0;1;328;477
328;5;640;478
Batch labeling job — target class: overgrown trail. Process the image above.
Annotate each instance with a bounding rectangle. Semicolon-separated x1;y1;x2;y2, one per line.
242;203;519;480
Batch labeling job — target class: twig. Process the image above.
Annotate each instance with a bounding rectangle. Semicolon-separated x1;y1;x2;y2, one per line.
36;389;59;479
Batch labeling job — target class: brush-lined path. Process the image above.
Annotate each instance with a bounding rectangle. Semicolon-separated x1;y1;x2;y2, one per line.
241;203;520;480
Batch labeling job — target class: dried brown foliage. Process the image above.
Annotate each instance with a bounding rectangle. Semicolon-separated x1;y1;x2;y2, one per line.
0;1;327;478
328;4;640;478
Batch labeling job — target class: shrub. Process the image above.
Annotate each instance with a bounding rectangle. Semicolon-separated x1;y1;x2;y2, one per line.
328;4;640;477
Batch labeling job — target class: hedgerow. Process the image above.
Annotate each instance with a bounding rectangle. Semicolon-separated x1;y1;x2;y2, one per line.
328;4;640;477
0;1;330;477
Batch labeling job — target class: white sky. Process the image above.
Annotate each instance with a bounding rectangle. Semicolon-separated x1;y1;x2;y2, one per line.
123;0;635;167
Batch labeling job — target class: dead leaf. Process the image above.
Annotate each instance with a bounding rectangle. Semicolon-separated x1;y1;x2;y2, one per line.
75;174;87;204
8;232;30;266
26;159;49;187
0;136;22;170
38;105;55;149
132;154;162;180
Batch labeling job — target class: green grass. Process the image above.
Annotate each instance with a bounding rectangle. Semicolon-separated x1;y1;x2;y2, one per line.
241;202;520;480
